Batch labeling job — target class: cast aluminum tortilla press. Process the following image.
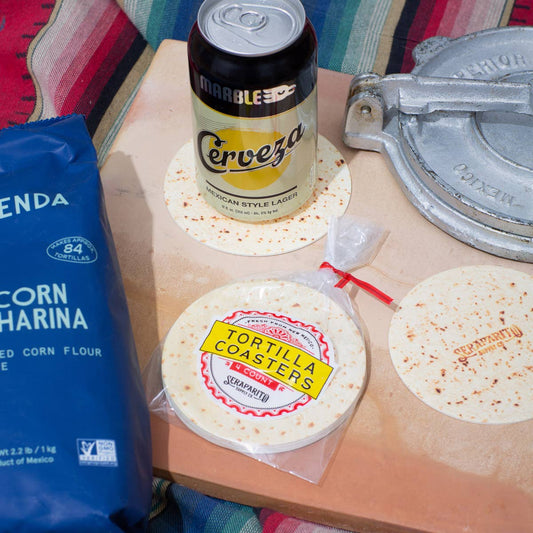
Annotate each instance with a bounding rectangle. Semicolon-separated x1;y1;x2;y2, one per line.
343;27;533;263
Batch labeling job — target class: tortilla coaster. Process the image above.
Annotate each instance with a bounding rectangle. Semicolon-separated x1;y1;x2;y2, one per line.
389;265;533;424
161;279;366;453
164;135;351;256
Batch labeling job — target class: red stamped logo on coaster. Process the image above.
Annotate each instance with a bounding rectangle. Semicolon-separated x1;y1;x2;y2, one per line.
199;310;336;417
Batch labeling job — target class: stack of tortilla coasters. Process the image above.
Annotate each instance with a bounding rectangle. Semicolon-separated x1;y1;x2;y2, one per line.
164;135;351;256
389;265;533;424
161;279;366;453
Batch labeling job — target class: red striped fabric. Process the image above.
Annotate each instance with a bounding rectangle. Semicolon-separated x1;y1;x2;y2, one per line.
58;2;122;115
402;0;438;71
0;0;148;146
67;14;138;117
0;0;55;128
509;2;533;24
387;0;519;73
434;0;462;35
41;1;111;115
451;1;477;35
422;0;449;39
260;509;349;532
260;510;288;532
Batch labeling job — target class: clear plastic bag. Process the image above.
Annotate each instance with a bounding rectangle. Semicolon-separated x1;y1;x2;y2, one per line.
144;215;389;483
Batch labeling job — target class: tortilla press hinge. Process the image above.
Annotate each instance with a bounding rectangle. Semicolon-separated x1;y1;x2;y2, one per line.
342;68;533;263
343;73;533;149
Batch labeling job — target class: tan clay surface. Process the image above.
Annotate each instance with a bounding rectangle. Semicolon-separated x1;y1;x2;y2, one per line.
100;40;533;533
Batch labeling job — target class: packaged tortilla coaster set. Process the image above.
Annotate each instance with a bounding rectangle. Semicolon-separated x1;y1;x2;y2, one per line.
145;216;392;483
0;115;152;531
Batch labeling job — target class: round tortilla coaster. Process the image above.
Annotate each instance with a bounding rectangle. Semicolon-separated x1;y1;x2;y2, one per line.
389;265;533;424
164;135;351;256
161;279;366;453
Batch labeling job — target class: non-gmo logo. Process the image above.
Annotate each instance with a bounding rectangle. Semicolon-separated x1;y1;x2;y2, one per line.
77;438;118;467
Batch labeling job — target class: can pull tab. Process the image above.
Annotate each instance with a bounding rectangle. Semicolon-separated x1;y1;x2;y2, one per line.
343;73;533;149
219;4;267;31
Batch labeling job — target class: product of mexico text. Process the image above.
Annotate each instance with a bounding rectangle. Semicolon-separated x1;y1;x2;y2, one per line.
0;115;152;531
188;0;318;221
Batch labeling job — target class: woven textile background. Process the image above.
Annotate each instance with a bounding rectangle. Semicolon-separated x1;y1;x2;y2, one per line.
2;0;530;160
0;1;531;531
119;0;520;73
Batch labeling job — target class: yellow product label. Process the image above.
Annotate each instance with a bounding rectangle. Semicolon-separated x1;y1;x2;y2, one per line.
200;320;334;399
192;89;317;221
201;128;294;190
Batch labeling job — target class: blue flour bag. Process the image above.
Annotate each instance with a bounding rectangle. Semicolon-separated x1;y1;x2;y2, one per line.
0;115;152;532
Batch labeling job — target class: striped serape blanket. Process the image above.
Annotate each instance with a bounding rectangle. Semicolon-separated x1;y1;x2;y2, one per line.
1;0;529;162
0;1;530;531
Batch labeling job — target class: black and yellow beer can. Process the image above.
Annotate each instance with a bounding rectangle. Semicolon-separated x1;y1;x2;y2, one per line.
188;0;318;221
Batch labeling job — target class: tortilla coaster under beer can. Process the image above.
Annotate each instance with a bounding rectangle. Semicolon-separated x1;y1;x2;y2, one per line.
188;0;318;222
161;279;366;453
163;134;351;256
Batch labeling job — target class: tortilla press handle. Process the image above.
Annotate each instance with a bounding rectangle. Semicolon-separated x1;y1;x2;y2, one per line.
343;73;533;150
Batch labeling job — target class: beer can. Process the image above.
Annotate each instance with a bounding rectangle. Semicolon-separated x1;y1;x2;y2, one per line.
188;0;318;222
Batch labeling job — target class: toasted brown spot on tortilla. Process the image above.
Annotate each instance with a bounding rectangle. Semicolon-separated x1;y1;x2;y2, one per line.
389;266;532;425
162;279;366;453
163;136;351;257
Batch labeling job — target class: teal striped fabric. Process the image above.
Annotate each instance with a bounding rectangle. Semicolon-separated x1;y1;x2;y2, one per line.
338;0;392;73
148;477;351;533
121;0;516;75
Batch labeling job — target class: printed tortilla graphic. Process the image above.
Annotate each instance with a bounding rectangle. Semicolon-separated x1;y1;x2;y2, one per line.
161;279;366;453
389;266;533;424
164;135;351;256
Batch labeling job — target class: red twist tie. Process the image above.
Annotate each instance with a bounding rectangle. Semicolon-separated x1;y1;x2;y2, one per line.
320;262;394;306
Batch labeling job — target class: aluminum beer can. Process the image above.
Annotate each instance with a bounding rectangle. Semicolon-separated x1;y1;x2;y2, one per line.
188;0;318;221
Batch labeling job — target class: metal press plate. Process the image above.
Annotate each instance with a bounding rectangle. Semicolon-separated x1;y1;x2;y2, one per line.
405;27;532;240
346;27;533;262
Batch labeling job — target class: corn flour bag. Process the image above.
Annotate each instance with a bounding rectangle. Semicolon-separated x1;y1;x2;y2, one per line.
0;115;152;532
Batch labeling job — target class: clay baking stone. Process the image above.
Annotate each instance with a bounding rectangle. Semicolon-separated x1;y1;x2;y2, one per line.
164;135;351;256
161;279;366;453
389;265;533;424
